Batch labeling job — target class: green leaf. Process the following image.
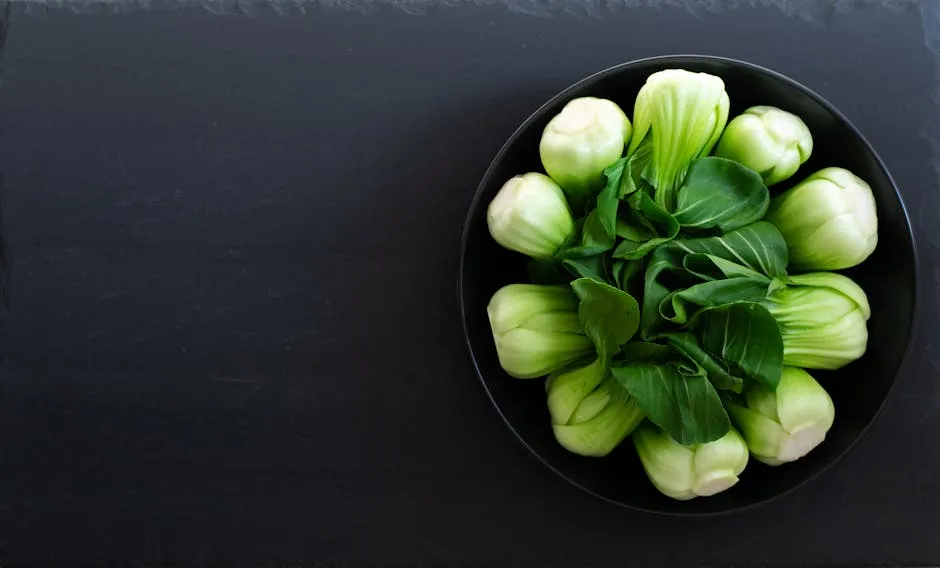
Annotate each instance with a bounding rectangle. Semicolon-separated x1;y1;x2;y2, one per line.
597;158;630;234
658;332;743;393
605;146;681;261
612;258;646;298
570;278;641;362
562;255;611;284
626;131;653;183
611;362;731;444
557;212;615;258
612;189;681;260
673;157;770;233
683;253;768;282
612;260;628;289
670;221;789;279
689;302;784;390
640;245;695;336
617;341;674;364
555;157;638;260
615;218;655;242
640;222;789;337
659;278;772;326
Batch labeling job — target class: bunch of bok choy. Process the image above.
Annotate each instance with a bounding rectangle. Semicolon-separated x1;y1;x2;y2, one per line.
483;68;877;500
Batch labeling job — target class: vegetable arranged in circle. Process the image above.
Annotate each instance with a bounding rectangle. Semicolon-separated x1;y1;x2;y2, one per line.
483;68;879;500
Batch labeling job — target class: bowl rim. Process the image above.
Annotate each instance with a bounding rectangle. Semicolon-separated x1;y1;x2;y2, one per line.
458;53;920;517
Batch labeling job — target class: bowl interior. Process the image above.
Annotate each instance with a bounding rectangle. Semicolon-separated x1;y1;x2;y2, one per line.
459;55;917;515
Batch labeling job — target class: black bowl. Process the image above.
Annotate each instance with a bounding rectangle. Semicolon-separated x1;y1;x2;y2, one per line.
459;55;918;515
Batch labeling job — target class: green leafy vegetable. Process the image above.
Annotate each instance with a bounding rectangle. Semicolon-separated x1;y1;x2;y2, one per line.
715;105;813;186
561;254;611;285
640;222;788;337
546;356;606;426
766;167;878;270
612;258;646;298
555;156;635;260
687;302;784;391
727;366;835;465
761;271;870;370
682;253;771;282
480;67;876;496
487;172;576;259
487;283;595;378
617;340;674;364
570;278;641;361
627;69;730;211
552;377;645;457
560;150;680;271
611;361;730;445
540;97;632;208
633;422;749;500
672;157;770;233
556;215;615;259
657;332;743;393
612;189;680;259
658;277;773;327
670;222;789;279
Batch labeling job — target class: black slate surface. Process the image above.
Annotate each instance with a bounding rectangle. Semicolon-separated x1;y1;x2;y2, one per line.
0;1;937;566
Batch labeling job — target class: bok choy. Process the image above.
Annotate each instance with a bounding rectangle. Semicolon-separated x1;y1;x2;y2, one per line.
481;66;879;502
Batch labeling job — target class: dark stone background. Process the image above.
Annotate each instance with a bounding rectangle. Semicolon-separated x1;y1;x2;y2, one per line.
0;1;937;565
